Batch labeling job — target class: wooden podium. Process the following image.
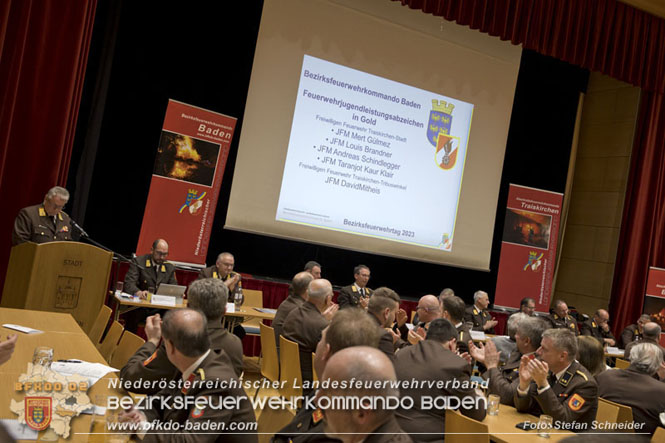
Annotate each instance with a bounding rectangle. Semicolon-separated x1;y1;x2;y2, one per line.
1;241;113;333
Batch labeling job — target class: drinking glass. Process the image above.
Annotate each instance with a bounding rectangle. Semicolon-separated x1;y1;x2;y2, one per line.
537;414;553;438
115;281;124;294
487;394;500;416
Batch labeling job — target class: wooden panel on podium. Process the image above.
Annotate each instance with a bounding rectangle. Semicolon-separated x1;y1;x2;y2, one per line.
1;241;112;333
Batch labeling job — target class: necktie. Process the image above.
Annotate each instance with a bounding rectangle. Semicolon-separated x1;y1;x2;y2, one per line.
547;372;557;387
360;288;365;297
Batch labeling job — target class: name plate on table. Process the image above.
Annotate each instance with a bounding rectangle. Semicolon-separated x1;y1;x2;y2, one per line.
150;295;177;306
470;330;486;341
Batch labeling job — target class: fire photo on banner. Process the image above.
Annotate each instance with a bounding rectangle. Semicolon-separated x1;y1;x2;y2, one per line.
494;184;563;313
136;100;237;265
643;267;665;345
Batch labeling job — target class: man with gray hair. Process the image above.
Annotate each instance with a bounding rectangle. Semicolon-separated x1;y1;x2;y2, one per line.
514;328;598;430
470;315;547;405
274;271;314;353
316;346;411;442
624;321;665;359
492;312;528;364
119;308;257;442
196;252;241;291
283;279;338;391
120;278;243;392
596;342;665;435
620;313;651;349
12;186;73;245
464;290;497;332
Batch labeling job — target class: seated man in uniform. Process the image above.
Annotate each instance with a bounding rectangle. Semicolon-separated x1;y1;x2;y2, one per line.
597;343;665;435
519;297;536;316
316;347;412;442
514;328;598;431
304;260;322;279
579;308;616;346
442;295;472;354
366;287;402;361
491;312;528;364
274;308;381;443
337;265;372;309
12;186;73;246
119;278;244;392
123;238;177;332
624;321;665;360
470;315;546;406
464;290;497;333
620;313;650;349
119;308;257;442
546;300;579;335
273;271;313;354
196;252;241;292
282;279;338;394
394;319;486;441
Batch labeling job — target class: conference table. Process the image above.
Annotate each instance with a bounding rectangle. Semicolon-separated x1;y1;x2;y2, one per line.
0;307;128;442
112;292;276;329
482;403;575;442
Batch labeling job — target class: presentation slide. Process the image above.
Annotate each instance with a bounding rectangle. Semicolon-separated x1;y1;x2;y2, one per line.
276;55;473;251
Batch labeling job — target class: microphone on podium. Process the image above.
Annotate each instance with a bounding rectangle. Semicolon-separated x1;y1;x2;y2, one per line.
70;219;89;238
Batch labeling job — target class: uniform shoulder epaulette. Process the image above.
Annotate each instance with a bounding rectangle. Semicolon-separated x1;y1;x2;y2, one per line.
575;370;588;381
559;371;573;387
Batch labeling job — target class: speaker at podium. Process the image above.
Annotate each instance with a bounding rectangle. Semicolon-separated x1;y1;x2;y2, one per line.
1;241;112;332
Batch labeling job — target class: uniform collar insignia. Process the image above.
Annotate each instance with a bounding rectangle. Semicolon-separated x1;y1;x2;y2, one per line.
559;371;573;387
146;259;151;267
553;314;559;319
213;271;218;279
38;207;46;217
58;213;63;221
591;321;597;328
161;264;166;273
473;309;478;315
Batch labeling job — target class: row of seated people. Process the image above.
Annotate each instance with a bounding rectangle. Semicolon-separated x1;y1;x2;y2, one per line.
114;270;665;440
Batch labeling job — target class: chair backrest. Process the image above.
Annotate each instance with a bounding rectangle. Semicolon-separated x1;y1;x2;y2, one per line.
312;352;318;382
88;305;112;345
279;335;302;399
600;397;634;433
98;321;124;362
259;323;279;382
615;358;630;369
652;426;665;443
243;289;263;308
445;409;489;443
109;331;145;368
596;398;619;424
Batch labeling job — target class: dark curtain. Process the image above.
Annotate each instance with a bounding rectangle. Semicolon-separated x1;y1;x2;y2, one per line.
395;0;665;94
610;91;665;331
395;0;665;332
0;0;97;298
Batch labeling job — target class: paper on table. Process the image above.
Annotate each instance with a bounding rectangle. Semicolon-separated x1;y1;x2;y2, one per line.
606;346;624;356
51;361;119;387
151;294;176;306
469;330;486;341
2;324;43;334
0;419;38;440
226;302;236;313
254;307;277;314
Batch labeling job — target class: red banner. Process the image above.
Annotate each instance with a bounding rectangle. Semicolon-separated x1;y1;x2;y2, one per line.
643;267;665;345
136;100;237;265
494;184;563;313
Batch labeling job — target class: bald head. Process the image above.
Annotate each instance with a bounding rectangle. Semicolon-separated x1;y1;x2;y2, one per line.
308;279;333;310
161;308;209;358
417;295;441;323
292;271;314;299
324;346;396;388
643;322;661;340
151;239;169;264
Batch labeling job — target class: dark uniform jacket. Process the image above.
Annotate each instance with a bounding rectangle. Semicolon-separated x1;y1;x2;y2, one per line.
282;301;328;384
394;340;486;442
273;294;306;352
337;284;373;309
546;313;579;335
124;254;177;295
624;337;665;360
597;366;665;435
365;416;413;443
142;349;257;443
120;321;244;393
12;204;72;246
369;312;396;362
455;322;472;354
514;360;598;431
579;319;615;344
484;350;522;406
620;323;642;349
273;391;339;443
463;305;495;333
197;265;223;280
